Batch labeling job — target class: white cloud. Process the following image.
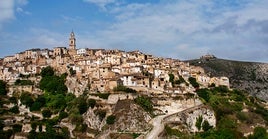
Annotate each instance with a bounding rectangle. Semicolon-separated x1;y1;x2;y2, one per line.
0;0;29;29
83;0;117;10
0;0;15;28
83;0;268;62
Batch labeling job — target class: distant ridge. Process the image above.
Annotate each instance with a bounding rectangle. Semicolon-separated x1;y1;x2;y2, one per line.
186;57;268;101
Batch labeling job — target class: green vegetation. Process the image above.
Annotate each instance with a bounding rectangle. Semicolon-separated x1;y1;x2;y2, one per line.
0;80;7;95
166;87;268;138
106;115;116;125
202;120;212;131
195;115;203;131
12;124;22;133
165;126;183;137
196;89;210;102
134;96;153;113
93;93;110;99
30;95;46;111
9;105;19;114
169;74;186;87
69;68;76;76
188;77;199;88
113;85;137;93
39;66;67;95
174;76;186;85
95;110;106;121
248;127;268;139
42;109;52;118
168;73;174;83
40;66;54;77
14;79;34;86
20;92;34;108
132;133;140;139
88;99;96;108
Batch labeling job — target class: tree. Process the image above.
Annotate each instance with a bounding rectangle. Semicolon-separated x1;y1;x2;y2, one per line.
134;96;153;112
169;73;174;83
42;109;52;118
202;120;212;131
249;126;268;139
12;124;22;133
113;85;137;93
78;99;88;114
10;105;19;114
106;115;116;125
88;99;96;108
59;111;68;120
40;66;54;77
20;92;34;107
0;80;7;95
31;122;38;131
196;89;210;102
188;77;199;88
96;110;106;121
195;115;203;131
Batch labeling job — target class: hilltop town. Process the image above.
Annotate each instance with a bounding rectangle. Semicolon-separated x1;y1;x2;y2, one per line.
0;31;229;94
2;32;267;139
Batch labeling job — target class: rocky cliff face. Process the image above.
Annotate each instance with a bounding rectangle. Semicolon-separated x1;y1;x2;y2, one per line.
83;108;106;131
185;107;216;132
109;99;152;132
188;58;268;101
65;76;89;97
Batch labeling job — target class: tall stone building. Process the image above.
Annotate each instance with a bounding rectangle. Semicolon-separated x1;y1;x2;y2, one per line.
68;31;77;55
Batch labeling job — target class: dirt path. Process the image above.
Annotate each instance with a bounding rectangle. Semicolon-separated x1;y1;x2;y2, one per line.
145;115;166;139
145;104;203;139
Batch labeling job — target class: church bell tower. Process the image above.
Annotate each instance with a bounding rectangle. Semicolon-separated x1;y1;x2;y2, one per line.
69;31;76;50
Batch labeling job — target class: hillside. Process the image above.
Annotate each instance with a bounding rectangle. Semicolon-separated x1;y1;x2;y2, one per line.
187;57;268;102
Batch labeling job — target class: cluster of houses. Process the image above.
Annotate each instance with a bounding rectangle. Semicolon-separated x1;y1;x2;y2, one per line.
0;31;229;94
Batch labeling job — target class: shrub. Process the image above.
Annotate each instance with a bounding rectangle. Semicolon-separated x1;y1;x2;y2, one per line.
10;105;19;114
188;77;199;88
195;115;203;131
249;126;268;139
134;96;153;112
78;99;88;114
106;115;116;125
20;92;34;107
42;109;52;118
12;124;22;133
169;73;174;83
9;97;17;104
75;123;87;133
196;89;210;102
96;93;110;99
0;80;7;95
236;112;248;122
40;66;54;77
15;79;34;86
59;111;68;120
88;99;96;108
214;85;228;93
113;85;137;93
202;120;212;131
96;110;106;121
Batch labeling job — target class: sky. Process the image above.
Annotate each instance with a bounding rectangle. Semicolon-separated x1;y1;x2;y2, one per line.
0;0;267;62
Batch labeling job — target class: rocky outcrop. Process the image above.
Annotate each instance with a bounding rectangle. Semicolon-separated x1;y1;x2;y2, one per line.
185;107;216;132
110;99;152;132
65;76;89;97
164;105;216;133
83;108;105;131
